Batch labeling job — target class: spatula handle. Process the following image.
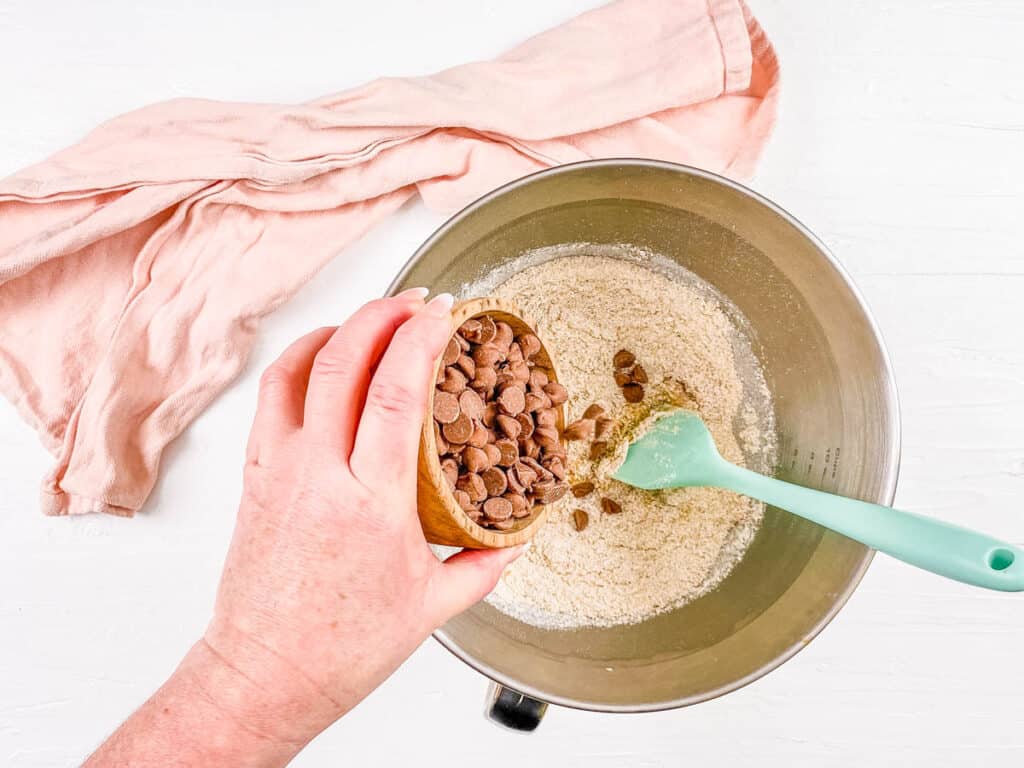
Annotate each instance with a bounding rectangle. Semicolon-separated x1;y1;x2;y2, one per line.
717;462;1024;592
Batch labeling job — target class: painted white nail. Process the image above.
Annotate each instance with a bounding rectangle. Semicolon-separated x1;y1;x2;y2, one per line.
424;293;454;316
501;543;527;567
396;286;429;299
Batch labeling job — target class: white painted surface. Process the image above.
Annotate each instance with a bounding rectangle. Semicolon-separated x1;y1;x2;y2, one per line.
1;0;1022;764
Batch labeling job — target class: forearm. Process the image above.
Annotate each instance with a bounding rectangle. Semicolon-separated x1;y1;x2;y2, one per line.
84;639;318;768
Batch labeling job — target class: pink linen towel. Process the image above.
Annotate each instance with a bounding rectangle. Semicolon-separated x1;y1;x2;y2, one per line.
0;0;778;517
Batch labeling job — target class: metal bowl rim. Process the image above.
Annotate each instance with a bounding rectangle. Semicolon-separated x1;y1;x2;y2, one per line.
387;157;902;713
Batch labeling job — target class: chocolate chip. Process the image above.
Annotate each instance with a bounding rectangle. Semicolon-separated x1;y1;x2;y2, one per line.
442;337;461;366
506;492;530;518
458;389;485;421
516;412;535;440
613;349;636;369
433;391;460;423
456;334;471;352
622;383;645;403
495;371;515;390
483;496;513;521
476;315;497;344
462;446;489;473
571;481;595;497
512;461;538;490
510;360;531;383
543;382;568;405
523;437;541;459
481;402;498;428
563;419;595;441
470;365;496;392
483;443;501;467
453;489;475;512
491;518;515;530
473;344;502;369
533;425;560;451
496;439;519;467
456;354;476;379
535;408;557;428
506;466;526;495
528;369;549;391
443;412;473;444
595;417;614;441
507;342;524;363
457;472;487;503
497;385;526;416
613;370;632;387
631;364;648;384
543;455;566;480
600;496;622;515
519;334;542;359
520;456;550;481
573;508;589;531
496;414;521;439
441;458;459;488
524;391;550;413
494;321;514;351
494;375;518;393
545;441;566;460
589;441;608;460
533;479;568;504
459;319;481;341
468;423;489;448
434;422;449;455
582;403;606;420
481;466;508;497
439;366;468;394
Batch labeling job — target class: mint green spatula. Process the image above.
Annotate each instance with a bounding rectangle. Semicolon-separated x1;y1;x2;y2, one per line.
613;410;1024;591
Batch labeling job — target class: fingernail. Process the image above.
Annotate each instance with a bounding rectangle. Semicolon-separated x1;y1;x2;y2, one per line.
424;293;454;317
503;543;527;563
396;286;429;300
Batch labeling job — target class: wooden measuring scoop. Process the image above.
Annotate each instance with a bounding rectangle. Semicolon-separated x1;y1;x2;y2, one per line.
417;297;566;548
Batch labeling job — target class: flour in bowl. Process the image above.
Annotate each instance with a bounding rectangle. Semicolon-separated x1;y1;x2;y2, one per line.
464;245;776;629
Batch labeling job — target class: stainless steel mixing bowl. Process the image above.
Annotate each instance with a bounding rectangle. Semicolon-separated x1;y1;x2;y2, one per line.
388;159;901;727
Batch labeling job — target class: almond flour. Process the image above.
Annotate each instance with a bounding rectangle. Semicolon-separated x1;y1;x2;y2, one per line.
463;245;776;629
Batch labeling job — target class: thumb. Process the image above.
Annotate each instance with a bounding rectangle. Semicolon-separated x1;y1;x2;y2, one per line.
428;545;525;624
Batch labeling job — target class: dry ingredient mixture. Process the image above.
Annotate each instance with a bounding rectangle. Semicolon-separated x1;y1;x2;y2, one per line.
432;314;569;529
465;246;776;629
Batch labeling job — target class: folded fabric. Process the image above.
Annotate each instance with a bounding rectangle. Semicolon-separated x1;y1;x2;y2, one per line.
0;0;779;517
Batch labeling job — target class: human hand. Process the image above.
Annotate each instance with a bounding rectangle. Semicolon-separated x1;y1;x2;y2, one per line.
86;291;524;767
195;291;522;759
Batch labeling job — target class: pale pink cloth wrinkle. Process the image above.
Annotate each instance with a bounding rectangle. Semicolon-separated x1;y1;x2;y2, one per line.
0;0;779;517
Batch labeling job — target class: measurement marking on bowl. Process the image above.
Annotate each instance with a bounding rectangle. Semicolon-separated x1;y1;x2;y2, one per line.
780;435;842;489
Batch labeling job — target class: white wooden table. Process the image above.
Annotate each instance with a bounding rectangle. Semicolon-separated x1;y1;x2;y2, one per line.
1;1;1022;765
